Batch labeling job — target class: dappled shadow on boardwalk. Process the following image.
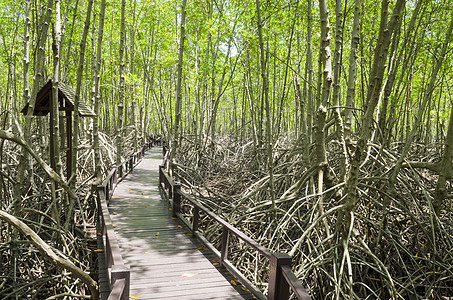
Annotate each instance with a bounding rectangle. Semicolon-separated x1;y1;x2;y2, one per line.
108;147;253;300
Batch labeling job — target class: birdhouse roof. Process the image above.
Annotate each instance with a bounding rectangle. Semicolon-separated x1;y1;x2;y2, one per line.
21;79;96;117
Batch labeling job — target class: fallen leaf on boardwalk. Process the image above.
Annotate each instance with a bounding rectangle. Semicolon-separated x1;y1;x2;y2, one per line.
114;231;119;234
141;193;144;195
112;212;117;215
241;287;250;292
172;217;177;220
112;196;119;198
181;272;197;277
169;208;172;210
211;259;219;263
178;225;183;229
213;262;219;266
129;296;140;299
113;226;117;228
94;249;104;252
128;190;132;192
155;232;159;236
230;279;237;285
96;231;102;236
197;246;208;250
186;232;192;236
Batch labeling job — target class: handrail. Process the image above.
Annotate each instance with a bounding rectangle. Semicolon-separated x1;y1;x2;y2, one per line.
96;138;154;300
159;156;311;300
281;266;311;300
107;278;126;300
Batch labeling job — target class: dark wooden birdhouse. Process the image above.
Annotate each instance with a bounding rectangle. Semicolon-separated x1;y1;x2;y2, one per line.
21;79;96;178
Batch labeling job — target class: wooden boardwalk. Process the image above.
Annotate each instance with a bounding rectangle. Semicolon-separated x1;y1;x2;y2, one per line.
108;147;253;299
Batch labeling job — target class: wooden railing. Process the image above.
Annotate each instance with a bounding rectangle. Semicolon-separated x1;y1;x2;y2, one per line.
158;151;311;300
96;139;154;300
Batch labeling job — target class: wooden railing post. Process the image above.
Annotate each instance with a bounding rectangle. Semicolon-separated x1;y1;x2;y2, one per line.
118;164;123;179
99;185;109;204
129;155;133;171
168;178;172;199
172;184;181;217
192;206;200;234
111;264;130;300
268;253;291;300
96;186;104;233
112;165;118;185
159;165;164;187
220;226;229;267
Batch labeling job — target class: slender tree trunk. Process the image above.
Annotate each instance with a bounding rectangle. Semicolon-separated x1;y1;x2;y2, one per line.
117;0;126;166
256;0;275;209
305;0;314;147
344;0;360;139
276;6;297;136
67;0;93;230
332;0;348;181
433;102;453;215
197;0;212;151
51;0;63;178
337;1;405;297
314;0;332;171
62;0;79;81
169;0;187;171
92;0;106;182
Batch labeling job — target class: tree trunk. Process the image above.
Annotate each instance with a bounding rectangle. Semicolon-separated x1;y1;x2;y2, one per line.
51;0;63;179
169;0;187;172
67;0;93;230
305;0;314;148
338;0;405;296
256;0;275;208
117;0;126;166
92;0;106;182
344;0;360;138
332;0;348;181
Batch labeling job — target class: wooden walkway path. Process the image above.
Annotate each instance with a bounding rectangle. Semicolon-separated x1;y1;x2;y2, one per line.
107;147;253;299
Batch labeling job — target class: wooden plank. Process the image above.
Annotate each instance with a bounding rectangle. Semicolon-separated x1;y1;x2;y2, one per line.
129;284;251;299
106;147;249;299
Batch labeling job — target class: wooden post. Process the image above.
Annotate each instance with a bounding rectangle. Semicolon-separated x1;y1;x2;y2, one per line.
105;185;110;203
110;264;130;300
119;164;123;179
96;186;104;231
113;165;118;185
129;154;133;170
106;234;113;268
168;179;172;199
220;226;229;267
268;253;291;300
192;206;200;234
159;165;164;187
172;184;181;217
66;110;72;179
